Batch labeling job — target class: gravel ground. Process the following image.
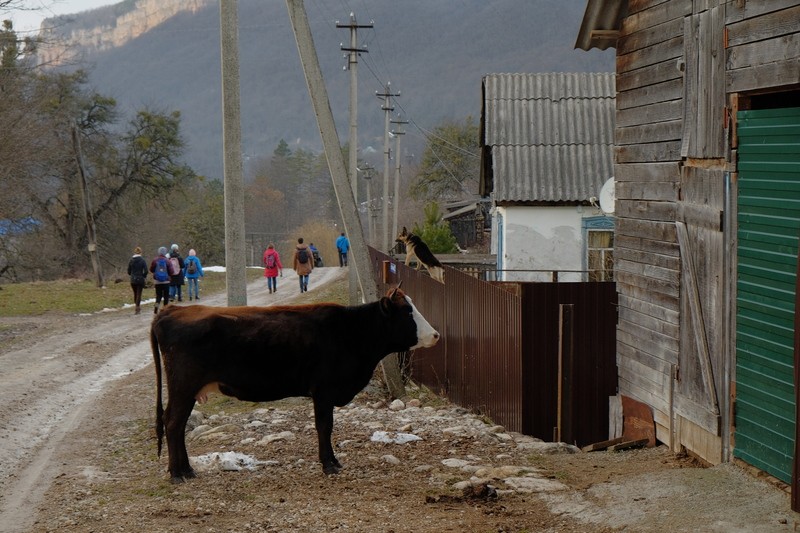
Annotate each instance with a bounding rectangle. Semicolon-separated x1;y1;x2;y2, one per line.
0;267;797;532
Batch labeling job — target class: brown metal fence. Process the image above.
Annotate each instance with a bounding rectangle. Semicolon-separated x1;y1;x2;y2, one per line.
370;249;618;447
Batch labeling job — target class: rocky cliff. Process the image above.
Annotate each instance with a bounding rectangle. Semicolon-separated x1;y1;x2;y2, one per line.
37;0;210;65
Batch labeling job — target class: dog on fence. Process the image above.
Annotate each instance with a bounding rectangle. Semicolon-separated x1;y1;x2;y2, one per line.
396;227;445;283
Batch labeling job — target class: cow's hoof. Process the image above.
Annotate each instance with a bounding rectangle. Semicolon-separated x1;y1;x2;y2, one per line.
170;475;185;484
323;464;341;475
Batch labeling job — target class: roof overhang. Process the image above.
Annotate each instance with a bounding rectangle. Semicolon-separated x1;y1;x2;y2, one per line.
574;0;627;51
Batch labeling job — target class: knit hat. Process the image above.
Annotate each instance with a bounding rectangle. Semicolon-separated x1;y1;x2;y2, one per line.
158;246;167;256
171;243;179;251
189;249;196;256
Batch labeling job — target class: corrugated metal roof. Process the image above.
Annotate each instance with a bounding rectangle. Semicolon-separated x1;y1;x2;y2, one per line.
482;72;615;203
574;0;626;51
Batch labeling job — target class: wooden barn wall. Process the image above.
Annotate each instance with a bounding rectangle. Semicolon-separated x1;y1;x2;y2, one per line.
725;1;800;94
612;0;800;464
614;0;690;445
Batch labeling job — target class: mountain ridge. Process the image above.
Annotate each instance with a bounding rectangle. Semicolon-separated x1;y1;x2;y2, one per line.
39;0;614;179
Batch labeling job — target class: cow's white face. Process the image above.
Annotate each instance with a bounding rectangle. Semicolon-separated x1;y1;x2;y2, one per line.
405;295;439;349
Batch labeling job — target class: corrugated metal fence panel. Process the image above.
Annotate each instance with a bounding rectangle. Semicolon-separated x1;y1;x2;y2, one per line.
371;249;523;432
370;249;617;443
735;107;800;483
519;282;618;446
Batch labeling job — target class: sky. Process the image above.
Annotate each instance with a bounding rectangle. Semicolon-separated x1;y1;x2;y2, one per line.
8;0;118;34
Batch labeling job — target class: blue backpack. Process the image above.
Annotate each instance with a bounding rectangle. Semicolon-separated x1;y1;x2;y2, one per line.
154;257;170;282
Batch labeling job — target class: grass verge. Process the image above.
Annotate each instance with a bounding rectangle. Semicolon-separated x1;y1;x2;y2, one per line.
0;268;265;316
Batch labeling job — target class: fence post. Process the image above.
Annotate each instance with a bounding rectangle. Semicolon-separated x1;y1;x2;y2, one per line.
557;304;574;444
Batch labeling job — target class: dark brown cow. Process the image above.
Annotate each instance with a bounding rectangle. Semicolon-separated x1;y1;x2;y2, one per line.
151;288;439;483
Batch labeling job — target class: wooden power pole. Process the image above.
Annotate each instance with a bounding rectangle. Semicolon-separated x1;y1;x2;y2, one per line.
336;12;371;305
219;0;247;306
71;124;104;288
286;0;404;398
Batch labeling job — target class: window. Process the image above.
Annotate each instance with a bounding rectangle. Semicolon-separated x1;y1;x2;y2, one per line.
583;216;614;282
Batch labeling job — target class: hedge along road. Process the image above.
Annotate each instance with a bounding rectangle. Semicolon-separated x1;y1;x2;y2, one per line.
0;266;346;533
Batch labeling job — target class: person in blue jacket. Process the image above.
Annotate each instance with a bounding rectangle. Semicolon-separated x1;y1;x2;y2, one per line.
184;248;204;301
335;232;349;267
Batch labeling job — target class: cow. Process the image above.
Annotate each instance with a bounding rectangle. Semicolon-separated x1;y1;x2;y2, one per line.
151;287;439;483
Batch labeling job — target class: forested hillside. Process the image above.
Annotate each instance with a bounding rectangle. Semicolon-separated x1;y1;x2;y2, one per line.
44;0;614;179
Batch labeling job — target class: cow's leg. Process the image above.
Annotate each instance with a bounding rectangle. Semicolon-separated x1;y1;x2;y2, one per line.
312;398;341;474
164;394;197;483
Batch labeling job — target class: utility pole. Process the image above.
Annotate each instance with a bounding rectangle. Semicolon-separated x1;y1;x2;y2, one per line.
336;13;371;305
286;0;405;398
220;0;247;306
360;164;376;244
71;124;104;288
390;115;408;245
376;83;400;252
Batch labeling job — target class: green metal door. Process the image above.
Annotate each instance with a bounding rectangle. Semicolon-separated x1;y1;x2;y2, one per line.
736;107;800;483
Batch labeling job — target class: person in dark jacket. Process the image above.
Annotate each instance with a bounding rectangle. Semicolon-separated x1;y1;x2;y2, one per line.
127;246;148;315
168;243;185;302
292;237;314;293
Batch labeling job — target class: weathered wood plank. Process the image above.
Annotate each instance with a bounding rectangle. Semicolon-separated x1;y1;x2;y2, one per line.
617;100;683;128
582;436;625;452
618;77;684;110
617;377;670;421
616;269;680;299
725;0;798;24
616;217;677;242
617;246;680;276
617;199;678;222
617;181;680;202
728;33;800;71
726;4;800;47
616;141;683;163
615;162;681;182
676;221;721;421
727;57;800;93
608;438;651;452
617;278;680;313
618;339;677;376
618;36;683;76
621;0;692;34
674;394;721;435
617;58;683;93
619;292;680;324
617;236;680;262
616;119;682;145
617;17;683;56
619;303;680;338
616;257;679;284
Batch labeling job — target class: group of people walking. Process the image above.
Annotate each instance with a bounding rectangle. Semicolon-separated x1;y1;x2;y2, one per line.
263;237;317;294
127;232;352;313
263;233;349;295
127;243;204;315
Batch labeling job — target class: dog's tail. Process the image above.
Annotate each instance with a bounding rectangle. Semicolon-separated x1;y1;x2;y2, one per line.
429;266;445;283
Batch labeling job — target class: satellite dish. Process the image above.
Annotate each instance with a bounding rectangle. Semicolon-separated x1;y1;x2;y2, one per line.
599;177;616;214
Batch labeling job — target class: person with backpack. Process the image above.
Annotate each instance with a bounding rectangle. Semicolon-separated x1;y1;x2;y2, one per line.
149;246;172;314
292;237;314;293
168;243;185;302
262;243;283;294
184;248;204;301
335;232;350;267
127;246;148;315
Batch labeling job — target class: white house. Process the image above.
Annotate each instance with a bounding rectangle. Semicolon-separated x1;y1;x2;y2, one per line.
479;72;616;282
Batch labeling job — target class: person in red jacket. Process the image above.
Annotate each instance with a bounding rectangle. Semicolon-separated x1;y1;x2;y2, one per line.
263;243;283;294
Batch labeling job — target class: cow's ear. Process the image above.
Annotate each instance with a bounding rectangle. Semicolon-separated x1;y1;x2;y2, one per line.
379;296;393;316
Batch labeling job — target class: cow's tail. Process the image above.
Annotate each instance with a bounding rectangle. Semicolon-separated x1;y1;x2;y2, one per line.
151;325;165;457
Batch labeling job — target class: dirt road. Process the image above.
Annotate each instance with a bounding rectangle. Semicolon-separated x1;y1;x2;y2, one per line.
0;266;797;532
